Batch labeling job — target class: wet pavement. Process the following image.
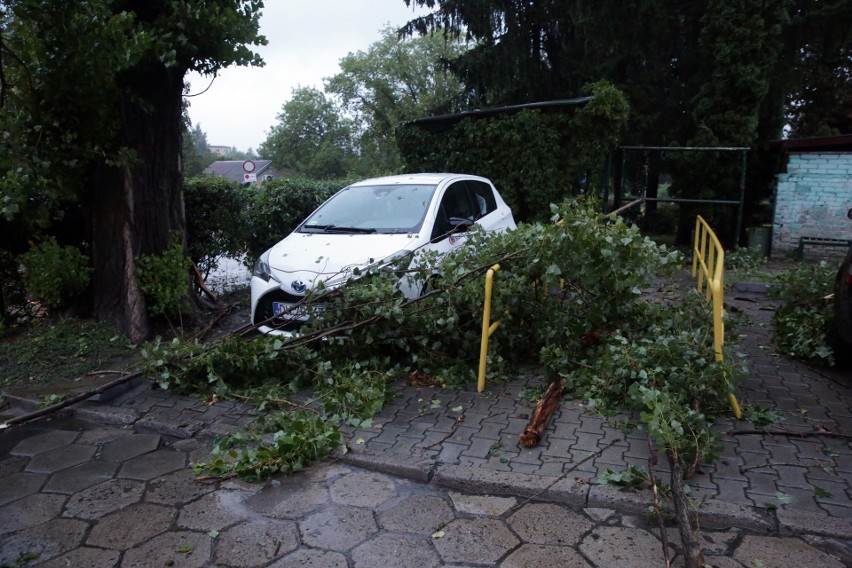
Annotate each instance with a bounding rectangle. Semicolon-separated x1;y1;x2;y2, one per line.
0;281;850;567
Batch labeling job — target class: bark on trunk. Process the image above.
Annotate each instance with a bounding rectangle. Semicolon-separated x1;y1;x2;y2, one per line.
90;62;187;342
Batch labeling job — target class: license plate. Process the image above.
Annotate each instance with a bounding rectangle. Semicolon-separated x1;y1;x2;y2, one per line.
272;302;320;318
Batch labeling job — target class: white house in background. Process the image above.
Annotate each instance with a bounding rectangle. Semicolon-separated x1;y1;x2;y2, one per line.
208;145;232;156
770;135;852;259
202;160;285;185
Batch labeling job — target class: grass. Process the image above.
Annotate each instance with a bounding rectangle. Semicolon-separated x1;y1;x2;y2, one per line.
0;317;140;393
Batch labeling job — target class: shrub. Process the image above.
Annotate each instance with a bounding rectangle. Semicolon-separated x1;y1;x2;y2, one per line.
183;175;251;274
242;177;355;262
18;237;90;309
137;234;191;319
767;261;836;366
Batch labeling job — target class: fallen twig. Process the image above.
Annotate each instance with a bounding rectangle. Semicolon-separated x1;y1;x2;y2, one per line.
508;438;619;513
727;429;852;441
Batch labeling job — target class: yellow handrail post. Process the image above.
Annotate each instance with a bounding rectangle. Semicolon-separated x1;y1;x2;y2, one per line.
693;215;742;419
478;264;501;392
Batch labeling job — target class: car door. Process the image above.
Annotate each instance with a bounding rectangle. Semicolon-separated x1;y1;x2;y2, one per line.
427;180;477;256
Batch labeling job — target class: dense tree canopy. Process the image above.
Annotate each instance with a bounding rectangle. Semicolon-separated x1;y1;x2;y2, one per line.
261;27;468;177
401;0;849;242
0;0;265;338
258;87;356;178
324;25;467;173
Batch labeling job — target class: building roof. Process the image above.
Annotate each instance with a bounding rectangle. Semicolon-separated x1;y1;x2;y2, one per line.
202;160;276;184
770;134;852;173
405;97;594;130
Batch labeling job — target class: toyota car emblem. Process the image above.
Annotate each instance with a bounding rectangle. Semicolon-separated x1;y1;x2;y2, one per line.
291;280;307;293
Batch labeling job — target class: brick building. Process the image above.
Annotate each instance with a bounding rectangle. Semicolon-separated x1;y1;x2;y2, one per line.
770;135;852;258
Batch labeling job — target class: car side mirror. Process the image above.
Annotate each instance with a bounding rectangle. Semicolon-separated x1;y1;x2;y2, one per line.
449;217;474;232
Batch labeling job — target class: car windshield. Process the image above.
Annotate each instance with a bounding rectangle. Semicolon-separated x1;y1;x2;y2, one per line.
300;183;436;234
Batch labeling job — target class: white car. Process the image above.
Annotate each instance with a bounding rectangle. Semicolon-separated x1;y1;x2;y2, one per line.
250;173;517;334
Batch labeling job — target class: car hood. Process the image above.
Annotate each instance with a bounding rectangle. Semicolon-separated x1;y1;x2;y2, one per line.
267;231;421;293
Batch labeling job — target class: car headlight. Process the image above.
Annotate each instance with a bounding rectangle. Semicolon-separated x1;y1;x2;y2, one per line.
252;251;279;283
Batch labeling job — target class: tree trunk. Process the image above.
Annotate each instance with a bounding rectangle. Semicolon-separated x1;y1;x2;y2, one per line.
90;63;187;342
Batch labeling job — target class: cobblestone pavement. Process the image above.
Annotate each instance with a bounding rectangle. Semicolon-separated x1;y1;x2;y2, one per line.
0;281;850;566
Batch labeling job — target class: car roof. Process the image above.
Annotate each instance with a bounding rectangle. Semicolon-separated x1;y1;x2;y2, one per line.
349;173;486;187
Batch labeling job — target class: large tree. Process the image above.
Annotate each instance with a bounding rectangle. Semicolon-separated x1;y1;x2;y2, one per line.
0;1;265;340
324;25;467;172
259;86;356;178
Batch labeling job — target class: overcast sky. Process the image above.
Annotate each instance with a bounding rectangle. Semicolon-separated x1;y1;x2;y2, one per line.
185;0;430;152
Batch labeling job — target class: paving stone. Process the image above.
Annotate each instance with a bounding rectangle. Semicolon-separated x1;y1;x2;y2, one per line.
329;471;398;507
145;468;217;506
697;498;773;533
579;526;672;568
587;483;655;515
268;548;349;568
0;455;28;478
120;530;212;568
136;413;203;438
508;502;593;546
75;425;132;445
246;476;330;520
10;429;79;456
584;507;616;522
733;535;844;568
501;544;592;568
0;471;45;505
299;506;378;552
449;492;517;516
118;448;186;480
777;508;852;539
178;491;249;531
35;546;121;568
86;502;173;549
663;528;740;556
100;433;160;461
379;494;454;535
25;443;97;474
214;520;299;567
352;533;440;568
432;518;519;565
74;405;140;426
42;460;117;494
0;493;66;534
0;518;88;566
63;478;144;520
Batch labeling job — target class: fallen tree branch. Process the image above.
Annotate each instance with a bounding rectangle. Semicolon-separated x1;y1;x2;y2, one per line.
519;377;564;447
669;452;705;568
1;370;142;429
192;261;218;303
646;432;672;568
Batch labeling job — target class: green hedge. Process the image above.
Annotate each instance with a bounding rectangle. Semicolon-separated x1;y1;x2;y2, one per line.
396;81;629;222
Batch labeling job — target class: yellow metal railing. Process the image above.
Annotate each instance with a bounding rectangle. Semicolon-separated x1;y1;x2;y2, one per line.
477;264;502;392
692;215;742;419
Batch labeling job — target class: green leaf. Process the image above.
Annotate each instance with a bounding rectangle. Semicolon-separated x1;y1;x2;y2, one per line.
813;487;832;499
775;491;795;505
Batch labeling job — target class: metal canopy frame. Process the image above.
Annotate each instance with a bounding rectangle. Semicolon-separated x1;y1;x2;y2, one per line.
610;145;749;246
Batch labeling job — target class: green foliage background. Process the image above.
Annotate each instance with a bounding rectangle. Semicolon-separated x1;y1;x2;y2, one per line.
397;82;629;222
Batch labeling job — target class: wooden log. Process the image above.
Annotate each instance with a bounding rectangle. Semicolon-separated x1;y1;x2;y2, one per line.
519;377;565;448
